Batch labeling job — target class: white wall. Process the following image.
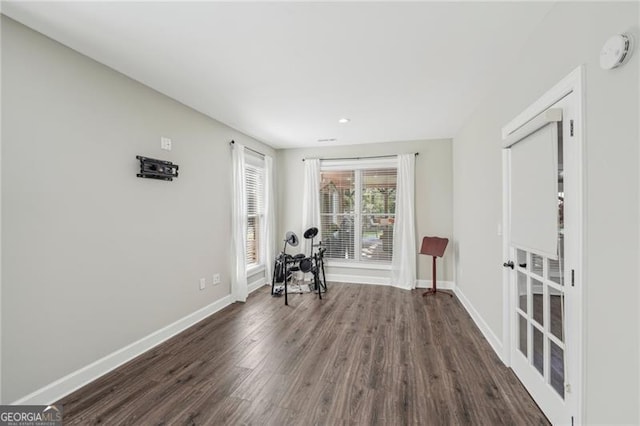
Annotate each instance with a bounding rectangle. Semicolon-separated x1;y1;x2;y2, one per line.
453;2;639;424
0;6;4;405
277;138;453;283
0;16;275;403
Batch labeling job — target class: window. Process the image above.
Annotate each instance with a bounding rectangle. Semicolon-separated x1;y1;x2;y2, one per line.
245;155;265;268
320;159;397;263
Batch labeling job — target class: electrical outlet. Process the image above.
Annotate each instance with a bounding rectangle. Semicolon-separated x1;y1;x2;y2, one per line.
161;136;172;151
199;278;206;290
213;274;221;285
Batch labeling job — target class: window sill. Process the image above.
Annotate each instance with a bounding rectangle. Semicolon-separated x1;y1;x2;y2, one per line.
247;264;265;277
325;261;391;271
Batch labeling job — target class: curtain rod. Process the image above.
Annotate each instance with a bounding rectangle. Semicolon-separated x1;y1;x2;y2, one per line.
302;152;418;162
229;140;265;158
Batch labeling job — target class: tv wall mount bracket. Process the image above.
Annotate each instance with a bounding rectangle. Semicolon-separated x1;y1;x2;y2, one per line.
136;155;179;181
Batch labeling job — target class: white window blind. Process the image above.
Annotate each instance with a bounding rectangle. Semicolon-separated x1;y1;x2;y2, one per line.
245;158;265;267
509;122;560;259
320;158;397;263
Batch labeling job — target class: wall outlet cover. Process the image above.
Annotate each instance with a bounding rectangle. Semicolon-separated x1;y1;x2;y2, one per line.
161;137;172;151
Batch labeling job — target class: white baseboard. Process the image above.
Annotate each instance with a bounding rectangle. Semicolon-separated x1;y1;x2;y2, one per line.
248;277;267;294
325;273;390;286
415;279;456;291
454;285;504;362
13;294;234;405
415;280;504;362
13;279;504;405
325;276;457;291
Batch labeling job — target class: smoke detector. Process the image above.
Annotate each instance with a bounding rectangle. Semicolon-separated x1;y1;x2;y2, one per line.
600;34;633;70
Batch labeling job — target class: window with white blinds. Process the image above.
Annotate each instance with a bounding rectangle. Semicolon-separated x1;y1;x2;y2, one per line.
245;158;265;268
320;158;397;264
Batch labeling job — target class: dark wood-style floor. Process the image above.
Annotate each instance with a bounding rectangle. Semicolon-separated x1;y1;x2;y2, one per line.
58;283;549;425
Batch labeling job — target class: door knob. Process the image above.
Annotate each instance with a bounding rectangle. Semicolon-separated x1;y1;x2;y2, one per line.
503;261;514;269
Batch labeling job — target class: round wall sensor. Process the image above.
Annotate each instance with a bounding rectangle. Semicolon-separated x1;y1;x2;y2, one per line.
600;34;633;70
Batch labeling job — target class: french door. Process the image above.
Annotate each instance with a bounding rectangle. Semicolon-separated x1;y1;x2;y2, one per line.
502;74;582;425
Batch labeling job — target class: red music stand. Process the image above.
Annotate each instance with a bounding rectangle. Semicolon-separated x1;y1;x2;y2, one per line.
420;236;452;297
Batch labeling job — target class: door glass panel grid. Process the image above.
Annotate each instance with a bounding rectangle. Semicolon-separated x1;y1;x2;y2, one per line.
517;271;528;313
546;326;564;349
549;339;565;398
517;249;528;270
532;277;545;327
514;250;531;362
532;322;545;376
531;253;544;277
515;248;566;400
542;259;566;400
547;281;564;342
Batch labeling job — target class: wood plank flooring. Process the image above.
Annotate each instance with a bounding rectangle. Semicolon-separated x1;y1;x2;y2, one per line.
57;283;549;425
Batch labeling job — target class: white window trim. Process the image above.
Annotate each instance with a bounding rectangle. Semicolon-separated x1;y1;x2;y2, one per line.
320;157;398;265
321;157;398;171
247;263;266;277
245;153;266;271
326;260;391;271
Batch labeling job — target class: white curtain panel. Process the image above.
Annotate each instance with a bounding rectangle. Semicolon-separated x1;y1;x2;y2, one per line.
301;158;322;256
263;155;276;285
231;143;248;302
391;154;417;290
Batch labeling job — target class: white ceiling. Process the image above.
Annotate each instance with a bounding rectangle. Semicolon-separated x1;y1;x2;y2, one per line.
2;2;555;149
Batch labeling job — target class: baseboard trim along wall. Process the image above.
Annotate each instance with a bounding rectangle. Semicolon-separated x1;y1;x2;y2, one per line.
12;294;235;405
14;277;503;405
415;279;456;291
417;281;504;362
325;275;457;291
248;278;267;294
453;285;504;362
325;273;390;286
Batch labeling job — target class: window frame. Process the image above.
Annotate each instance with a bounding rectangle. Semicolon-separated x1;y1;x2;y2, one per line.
244;153;265;270
320;157;398;266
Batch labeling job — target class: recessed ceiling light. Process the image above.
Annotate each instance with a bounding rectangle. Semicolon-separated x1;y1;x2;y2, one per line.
318;138;337;142
338;118;350;124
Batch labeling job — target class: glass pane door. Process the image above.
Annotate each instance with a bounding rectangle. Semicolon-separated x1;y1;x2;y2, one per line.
514;240;565;399
504;87;580;426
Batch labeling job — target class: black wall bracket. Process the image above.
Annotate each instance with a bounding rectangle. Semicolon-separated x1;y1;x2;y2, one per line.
136;155;179;181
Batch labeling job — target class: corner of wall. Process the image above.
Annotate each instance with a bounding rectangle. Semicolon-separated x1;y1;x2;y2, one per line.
0;10;4;405
637;5;640;421
454;285;504;363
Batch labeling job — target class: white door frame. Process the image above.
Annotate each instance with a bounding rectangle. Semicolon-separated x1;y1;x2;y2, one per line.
501;65;585;424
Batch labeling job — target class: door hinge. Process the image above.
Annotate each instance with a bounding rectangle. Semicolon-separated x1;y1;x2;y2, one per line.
571;269;575;286
570;119;574;137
